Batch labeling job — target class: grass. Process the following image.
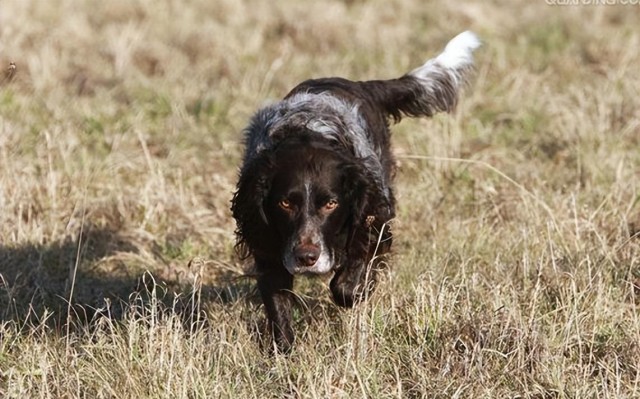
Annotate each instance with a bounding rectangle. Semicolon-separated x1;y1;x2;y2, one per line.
1;0;640;397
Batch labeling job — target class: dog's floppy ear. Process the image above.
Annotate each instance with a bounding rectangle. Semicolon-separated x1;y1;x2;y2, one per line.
340;162;368;226
341;161;392;228
231;155;274;259
340;161;394;261
340;161;389;259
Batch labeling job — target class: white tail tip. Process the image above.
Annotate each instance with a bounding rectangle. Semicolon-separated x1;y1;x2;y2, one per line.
436;30;481;69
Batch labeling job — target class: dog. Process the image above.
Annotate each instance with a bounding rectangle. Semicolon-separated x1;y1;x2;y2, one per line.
231;31;480;352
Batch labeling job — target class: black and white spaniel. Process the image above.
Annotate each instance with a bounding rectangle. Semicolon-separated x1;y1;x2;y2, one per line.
231;31;480;352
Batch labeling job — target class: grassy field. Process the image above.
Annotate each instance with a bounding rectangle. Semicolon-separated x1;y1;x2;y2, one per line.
1;0;639;397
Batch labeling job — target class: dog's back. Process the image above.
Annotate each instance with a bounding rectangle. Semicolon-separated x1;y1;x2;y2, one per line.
287;31;480;122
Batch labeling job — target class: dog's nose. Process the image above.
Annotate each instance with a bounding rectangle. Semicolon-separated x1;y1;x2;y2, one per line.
294;244;320;267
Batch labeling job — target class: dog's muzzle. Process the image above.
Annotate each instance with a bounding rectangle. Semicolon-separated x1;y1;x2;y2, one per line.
293;243;321;267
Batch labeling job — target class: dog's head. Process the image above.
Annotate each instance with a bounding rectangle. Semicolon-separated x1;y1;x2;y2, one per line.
231;133;375;275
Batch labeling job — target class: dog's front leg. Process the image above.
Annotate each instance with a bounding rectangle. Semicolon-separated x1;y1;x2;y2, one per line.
257;263;294;353
331;223;391;308
330;258;377;308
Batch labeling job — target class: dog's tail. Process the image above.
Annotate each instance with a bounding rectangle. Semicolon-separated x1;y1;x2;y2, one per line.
363;31;481;122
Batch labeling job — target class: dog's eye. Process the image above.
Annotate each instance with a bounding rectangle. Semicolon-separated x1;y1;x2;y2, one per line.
279;199;292;210
323;199;338;211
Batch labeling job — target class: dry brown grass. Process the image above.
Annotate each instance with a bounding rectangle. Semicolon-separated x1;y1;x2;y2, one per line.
1;0;640;397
